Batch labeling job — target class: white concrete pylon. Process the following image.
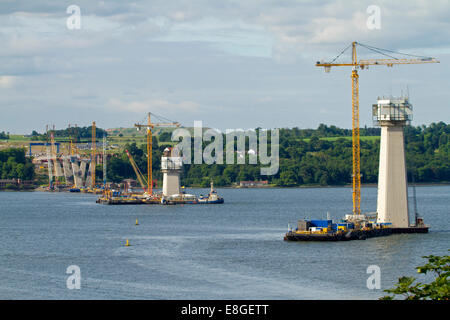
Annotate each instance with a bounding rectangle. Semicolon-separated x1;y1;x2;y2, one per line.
374;97;412;228
377;125;410;227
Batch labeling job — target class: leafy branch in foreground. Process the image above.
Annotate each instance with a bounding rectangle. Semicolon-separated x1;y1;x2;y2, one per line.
380;252;450;300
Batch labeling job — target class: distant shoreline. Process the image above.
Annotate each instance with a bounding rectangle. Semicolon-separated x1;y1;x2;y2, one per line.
218;182;450;189
1;182;449;192
163;182;450;189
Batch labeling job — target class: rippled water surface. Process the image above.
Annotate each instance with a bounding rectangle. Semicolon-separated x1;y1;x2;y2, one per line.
0;186;448;299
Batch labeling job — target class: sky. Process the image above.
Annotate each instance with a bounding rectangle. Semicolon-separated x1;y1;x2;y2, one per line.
0;0;449;134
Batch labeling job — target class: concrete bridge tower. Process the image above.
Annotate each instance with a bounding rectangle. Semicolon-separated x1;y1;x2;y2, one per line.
373;96;413;228
161;147;182;197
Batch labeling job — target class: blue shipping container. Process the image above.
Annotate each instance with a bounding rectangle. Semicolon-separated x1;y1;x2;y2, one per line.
310;220;332;228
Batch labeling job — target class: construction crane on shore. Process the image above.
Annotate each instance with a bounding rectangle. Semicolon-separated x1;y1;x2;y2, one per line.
68;124;79;157
91;121;96;188
134;112;181;195
103;133;107;188
49;125;64;188
50;126;57;161
125;149;148;191
45;125;54;190
316;41;439;215
44;124;63;189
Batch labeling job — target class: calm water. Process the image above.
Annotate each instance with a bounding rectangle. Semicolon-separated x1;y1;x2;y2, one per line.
0;186;448;300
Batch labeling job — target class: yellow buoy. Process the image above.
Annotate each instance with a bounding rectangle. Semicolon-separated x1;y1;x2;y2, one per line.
125;239;130;246
135;219;139;225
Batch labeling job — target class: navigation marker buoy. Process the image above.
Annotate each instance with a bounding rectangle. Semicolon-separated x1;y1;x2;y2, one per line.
135;219;139;225
125;239;130;246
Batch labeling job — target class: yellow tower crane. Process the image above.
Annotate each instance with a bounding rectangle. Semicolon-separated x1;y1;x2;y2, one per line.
74;124;79;157
68;124;79;157
316;42;439;215
49;125;60;188
134;112;180;195
45;125;54;189
50;125;57;160
91;121;96;189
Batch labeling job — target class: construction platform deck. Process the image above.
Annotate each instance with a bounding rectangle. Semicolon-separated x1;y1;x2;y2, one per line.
96;197;161;205
95;197;220;205
284;226;428;242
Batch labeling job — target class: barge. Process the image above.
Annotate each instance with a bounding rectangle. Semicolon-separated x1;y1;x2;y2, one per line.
96;196;160;205
96;183;224;206
284;215;428;242
96;190;161;205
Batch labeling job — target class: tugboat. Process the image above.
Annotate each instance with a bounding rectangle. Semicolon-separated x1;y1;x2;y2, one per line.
198;181;224;204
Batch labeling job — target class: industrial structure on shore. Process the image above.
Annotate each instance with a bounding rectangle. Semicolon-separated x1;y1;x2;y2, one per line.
35;122;107;193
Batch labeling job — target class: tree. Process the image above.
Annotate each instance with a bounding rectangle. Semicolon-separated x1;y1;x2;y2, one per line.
0;131;9;139
159;131;172;142
380;252;450;300
280;170;297;186
0;148;35;184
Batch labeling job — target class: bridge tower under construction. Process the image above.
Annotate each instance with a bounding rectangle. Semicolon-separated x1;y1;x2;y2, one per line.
161;148;182;197
373;96;413;228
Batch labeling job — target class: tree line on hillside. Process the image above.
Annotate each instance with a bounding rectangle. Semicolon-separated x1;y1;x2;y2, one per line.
0;148;35;181
1;123;447;187
101;122;449;187
30;126;107;141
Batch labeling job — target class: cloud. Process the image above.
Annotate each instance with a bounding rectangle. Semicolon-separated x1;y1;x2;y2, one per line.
250;0;450;61
108;98;202;114
0;75;19;88
2;1;450;60
0;1;448;132
151;17;273;58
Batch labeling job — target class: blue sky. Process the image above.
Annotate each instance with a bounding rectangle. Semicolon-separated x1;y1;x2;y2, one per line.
0;0;449;133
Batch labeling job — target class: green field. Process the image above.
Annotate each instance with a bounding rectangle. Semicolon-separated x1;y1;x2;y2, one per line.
322;136;380;141
298;136;380;142
8;135;32;142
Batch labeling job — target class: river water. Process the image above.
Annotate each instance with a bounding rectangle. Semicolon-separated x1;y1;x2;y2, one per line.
0;186;448;299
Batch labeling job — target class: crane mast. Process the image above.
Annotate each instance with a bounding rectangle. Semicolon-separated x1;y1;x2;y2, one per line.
68;124;79;157
50;125;61;188
74;124;79;156
91;121;96;188
147;113;152;195
351;68;361;215
103;134;107;188
45;125;54;190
